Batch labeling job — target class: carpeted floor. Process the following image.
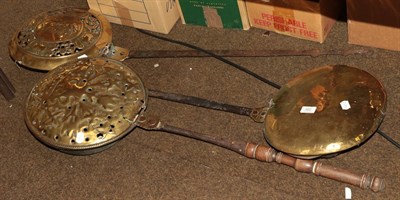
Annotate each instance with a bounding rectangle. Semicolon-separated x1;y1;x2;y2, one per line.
1;0;399;199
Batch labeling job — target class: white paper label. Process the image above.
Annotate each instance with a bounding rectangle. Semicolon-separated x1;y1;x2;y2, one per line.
300;106;317;114
77;54;88;59
340;100;351;110
76;132;85;143
345;187;352;199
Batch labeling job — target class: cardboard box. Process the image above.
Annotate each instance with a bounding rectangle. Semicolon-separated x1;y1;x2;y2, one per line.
347;0;400;51
246;0;344;43
176;0;250;30
87;0;180;34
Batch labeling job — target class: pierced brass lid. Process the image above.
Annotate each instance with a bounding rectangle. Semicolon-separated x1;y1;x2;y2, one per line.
265;65;386;157
9;8;115;71
25;58;147;155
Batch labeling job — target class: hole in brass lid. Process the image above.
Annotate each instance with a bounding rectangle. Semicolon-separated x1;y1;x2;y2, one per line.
97;133;104;139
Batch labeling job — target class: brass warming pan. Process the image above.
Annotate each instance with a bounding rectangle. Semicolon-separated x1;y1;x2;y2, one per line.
25;58;147;155
24;58;384;192
148;65;387;158
9;7;127;71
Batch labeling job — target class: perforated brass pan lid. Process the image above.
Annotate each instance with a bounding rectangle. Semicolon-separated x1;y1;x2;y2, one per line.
25;58;147;155
9;8;113;71
265;65;387;157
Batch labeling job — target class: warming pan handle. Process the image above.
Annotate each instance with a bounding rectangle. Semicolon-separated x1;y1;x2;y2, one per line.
244;143;384;192
136;115;384;192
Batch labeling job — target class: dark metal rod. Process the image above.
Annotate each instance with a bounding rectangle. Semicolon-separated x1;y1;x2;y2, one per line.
377;129;400;149
134;28;282;89
161;123;246;154
128;49;368;59
148;89;253;116
0;68;16;101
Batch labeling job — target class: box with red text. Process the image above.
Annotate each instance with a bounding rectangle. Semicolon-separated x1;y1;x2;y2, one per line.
246;0;344;43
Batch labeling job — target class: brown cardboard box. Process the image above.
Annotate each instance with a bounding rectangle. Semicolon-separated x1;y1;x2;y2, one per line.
176;0;250;30
246;0;344;43
87;0;180;34
347;0;400;51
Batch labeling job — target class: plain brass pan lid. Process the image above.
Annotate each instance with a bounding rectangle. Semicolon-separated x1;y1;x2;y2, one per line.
264;65;387;157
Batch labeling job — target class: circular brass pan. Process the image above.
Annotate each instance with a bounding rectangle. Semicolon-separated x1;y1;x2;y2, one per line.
264;65;386;157
9;8;113;71
25;58;147;155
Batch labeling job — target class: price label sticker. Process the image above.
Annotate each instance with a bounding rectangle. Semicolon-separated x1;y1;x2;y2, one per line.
300;106;317;114
78;54;88;59
76;132;85;143
340;100;351;110
345;187;352;199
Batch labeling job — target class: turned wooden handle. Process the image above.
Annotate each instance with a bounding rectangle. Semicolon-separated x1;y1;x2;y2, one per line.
244;143;384;192
140;117;384;193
